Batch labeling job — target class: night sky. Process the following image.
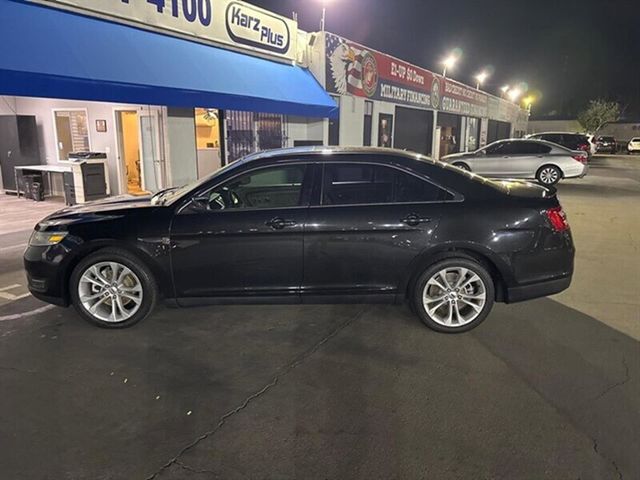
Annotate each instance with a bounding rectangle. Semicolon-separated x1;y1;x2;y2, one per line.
252;0;640;118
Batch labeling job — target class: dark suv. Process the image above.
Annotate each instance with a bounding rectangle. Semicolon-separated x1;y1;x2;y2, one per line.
24;147;574;333
528;132;592;157
596;136;617;153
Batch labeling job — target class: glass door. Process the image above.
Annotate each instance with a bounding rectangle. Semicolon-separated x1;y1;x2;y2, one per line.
138;108;165;193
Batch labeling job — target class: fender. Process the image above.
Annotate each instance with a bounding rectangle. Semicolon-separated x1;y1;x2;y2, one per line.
60;238;174;303
397;241;515;303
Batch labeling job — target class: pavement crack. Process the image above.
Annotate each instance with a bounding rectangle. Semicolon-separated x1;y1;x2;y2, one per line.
145;308;365;480
593;439;624;480
593;356;630;401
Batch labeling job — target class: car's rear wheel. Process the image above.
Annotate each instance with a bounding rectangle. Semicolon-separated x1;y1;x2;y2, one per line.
70;248;157;328
412;258;495;333
453;162;471;171
536;165;562;185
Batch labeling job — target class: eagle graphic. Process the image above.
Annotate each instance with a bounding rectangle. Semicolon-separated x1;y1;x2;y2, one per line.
329;35;379;97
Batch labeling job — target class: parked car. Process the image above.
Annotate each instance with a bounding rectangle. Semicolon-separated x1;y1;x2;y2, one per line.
596;135;617;153
24;147;574;333
442;139;588;186
627;137;640;154
527;132;593;157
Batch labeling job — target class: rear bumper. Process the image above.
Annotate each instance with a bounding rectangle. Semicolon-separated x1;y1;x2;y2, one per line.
505;275;572;303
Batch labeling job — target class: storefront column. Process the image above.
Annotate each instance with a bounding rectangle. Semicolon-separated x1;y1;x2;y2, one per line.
432;110;439;159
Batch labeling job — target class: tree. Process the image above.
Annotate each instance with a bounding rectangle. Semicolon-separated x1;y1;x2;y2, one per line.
578;99;621;134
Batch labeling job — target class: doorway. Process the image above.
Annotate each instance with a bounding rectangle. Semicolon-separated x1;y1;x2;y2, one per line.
115;110;145;195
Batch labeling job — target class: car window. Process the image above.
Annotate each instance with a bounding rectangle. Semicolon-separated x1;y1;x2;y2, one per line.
513;142;551;154
542;134;562;144
484;142;507;155
203;164;308;210
322;163;452;205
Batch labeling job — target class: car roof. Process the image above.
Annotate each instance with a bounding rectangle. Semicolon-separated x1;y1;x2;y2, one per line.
529;131;587;137
240;146;434;165
490;138;567;149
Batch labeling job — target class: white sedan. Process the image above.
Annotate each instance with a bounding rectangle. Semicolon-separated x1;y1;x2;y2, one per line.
442;139;589;186
628;138;640;154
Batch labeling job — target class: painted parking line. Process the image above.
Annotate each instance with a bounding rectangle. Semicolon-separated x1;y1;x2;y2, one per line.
0;305;54;322
0;284;31;301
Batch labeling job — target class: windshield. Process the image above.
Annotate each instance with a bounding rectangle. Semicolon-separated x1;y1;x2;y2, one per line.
150;161;241;206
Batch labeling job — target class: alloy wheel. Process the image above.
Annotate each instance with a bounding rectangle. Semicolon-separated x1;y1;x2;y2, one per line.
422;266;487;327
78;261;143;323
539;167;559;185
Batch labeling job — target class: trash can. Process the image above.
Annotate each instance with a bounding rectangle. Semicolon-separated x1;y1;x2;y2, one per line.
23;174;42;200
31;181;44;201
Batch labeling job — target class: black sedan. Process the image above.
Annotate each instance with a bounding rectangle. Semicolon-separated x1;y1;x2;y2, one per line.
24;147;574;333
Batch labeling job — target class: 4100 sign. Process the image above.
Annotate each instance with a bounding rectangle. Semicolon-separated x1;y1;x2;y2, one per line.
124;0;212;26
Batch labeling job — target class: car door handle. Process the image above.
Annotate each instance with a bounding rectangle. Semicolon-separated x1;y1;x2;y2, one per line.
265;217;297;230
402;214;431;227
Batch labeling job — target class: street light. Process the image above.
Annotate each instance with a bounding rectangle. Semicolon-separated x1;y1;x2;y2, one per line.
508;88;522;103
522;95;535;114
475;71;489;90
441;51;460;78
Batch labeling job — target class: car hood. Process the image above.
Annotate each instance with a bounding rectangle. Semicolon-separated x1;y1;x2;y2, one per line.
43;195;158;222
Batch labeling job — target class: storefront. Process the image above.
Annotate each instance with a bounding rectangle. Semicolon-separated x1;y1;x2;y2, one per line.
0;0;337;197
308;31;526;159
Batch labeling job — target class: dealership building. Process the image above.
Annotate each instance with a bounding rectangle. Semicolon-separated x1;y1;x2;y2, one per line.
297;31;529;159
0;0;528;201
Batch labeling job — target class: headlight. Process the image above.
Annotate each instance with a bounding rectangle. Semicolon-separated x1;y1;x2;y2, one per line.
29;231;68;247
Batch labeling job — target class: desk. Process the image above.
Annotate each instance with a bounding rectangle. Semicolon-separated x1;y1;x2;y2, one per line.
14;165;71;200
15;160;110;205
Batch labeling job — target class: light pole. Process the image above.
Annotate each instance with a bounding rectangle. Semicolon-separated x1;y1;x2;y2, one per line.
320;0;332;31
441;54;458;78
475;71;489;91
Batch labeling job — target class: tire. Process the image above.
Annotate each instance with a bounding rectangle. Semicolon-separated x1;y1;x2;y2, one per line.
453;162;471;171
70;248;158;328
536;165;562;186
412;258;495;333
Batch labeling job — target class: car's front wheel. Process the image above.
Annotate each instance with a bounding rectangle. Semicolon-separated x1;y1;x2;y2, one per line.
70;248;158;328
536;165;562;185
412;258;495;333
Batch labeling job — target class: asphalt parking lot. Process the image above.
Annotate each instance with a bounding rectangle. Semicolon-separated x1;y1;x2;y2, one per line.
0;155;638;479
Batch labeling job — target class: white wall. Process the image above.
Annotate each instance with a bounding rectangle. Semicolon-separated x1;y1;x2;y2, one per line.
0;96;17;115
338;96;366;146
166;108;198;188
527;119;583;134
286;116;325;147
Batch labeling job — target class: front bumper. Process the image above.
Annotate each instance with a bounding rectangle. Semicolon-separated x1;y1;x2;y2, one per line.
506;275;572;303
24;244;71;307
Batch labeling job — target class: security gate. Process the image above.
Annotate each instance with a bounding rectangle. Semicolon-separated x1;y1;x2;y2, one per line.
225;111;287;163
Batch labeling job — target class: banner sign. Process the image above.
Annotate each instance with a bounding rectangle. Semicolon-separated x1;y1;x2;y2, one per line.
28;0;297;60
325;32;490;117
441;79;488;117
325;33;436;109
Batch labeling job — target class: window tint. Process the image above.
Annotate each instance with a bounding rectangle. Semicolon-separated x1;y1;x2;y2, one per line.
204;164;307;210
508;141;551;154
541;134;562;144
322;163;451;205
484;142;507;155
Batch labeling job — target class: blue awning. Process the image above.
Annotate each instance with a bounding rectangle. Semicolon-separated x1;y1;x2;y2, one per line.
0;1;337;118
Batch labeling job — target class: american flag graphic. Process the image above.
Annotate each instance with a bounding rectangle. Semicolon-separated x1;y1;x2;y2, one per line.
327;34;371;96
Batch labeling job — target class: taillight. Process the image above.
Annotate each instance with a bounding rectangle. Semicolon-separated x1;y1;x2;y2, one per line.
572;154;587;164
545;206;570;232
